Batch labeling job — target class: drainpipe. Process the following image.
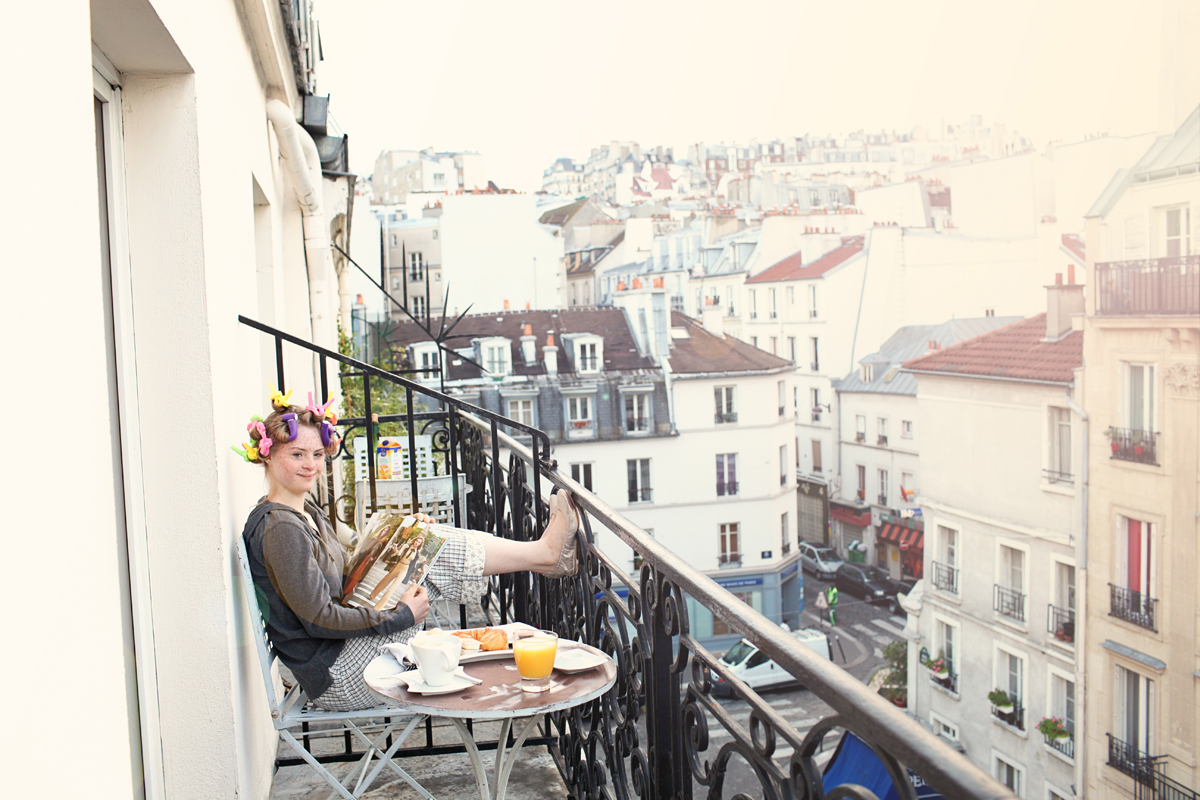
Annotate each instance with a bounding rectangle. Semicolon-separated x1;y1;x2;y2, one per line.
661;356;678;434
1063;389;1087;798
266;99;337;349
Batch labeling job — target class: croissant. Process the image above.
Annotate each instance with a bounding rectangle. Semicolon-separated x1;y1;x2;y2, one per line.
450;627;510;651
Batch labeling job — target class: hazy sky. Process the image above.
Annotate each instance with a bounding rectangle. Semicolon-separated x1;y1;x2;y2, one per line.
318;1;1162;192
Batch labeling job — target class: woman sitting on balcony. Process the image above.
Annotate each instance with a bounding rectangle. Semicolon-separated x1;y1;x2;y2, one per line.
239;395;580;711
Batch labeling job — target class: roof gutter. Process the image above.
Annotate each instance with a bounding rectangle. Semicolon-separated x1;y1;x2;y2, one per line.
901;368;1073;387
266;99;337;349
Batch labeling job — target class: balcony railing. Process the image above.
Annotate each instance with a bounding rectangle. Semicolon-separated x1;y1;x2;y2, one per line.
994;585;1026;622
1107;427;1160;465
1042;467;1073;484
877;434;888;446
1110;583;1158;631
237;314;1016;800
991;699;1025;731
1046;732;1074;760
715;411;738;424
1047;604;1075;644
1094;256;1200;316
718;553;743;568
625;416;649;433
628;486;653;503
716;480;739;496
932;561;959;593
1107;733;1160;787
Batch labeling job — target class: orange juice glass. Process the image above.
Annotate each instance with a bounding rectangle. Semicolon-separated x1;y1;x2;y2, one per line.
513;630;558;692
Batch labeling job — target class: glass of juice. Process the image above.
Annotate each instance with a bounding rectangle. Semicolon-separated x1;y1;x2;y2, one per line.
513;630;559;693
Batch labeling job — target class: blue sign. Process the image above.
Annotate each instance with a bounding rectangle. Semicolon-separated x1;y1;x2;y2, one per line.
781;562;799;579
716;576;763;589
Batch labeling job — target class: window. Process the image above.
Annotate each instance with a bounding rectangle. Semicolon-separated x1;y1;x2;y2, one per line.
780;445;789;486
810;388;822;423
485;343;509;376
390;234;397;247
1047;407;1071;481
577;341;599;372
855;414;866;443
994;756;1022;797
930;713;959;742
935;618;957;681
1114;665;1154;758
719;522;740;565
877;469;888;505
780;513;790;554
1050;671;1076;744
570;463;593;491
788;336;797;363
627;458;651;503
770;336;778;355
877;417;888;445
568;396;592;426
1124;363;1156;432
714;386;736;424
996;545;1026;621
750;289;758;320
934;526;959;593
716;453;738;496
994;648;1026;728
900;472;914;502
408;251;425;281
810;337;820;372
624;392;650;434
786;285;795;306
418;349;439;380
808;284;818;318
811;440;822;472
769;288;778;319
901;419;913;438
777;381;786;416
507;398;534;426
392;277;401;290
861;363;874;382
751;336;758;348
856;465;866;500
1114;516;1156;628
1162;205;1192;256
411;295;426;319
432;172;445;185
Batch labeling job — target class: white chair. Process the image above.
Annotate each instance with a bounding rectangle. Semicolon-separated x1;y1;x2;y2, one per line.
235;535;433;800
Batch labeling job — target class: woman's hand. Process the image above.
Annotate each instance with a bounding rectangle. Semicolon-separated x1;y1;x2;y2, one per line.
413;513;435;525
399;584;429;625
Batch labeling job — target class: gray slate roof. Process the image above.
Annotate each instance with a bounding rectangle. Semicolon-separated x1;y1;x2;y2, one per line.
838;317;1022;395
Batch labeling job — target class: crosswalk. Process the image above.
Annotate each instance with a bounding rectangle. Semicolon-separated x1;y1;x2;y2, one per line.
852;618;905;645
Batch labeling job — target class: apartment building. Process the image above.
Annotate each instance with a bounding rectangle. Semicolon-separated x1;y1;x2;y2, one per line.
372;147;486;204
387;291;798;644
1079;103;1199;800
905;295;1086;800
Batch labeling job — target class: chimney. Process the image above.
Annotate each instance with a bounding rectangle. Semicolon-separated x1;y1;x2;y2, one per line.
1045;268;1085;340
701;296;724;335
543;333;559;375
503;299;511;310
520;323;537;366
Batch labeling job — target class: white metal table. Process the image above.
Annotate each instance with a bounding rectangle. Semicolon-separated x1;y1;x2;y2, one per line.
364;642;617;800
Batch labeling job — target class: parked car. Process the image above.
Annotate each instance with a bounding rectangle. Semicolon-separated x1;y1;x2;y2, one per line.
712;627;832;697
885;578;919;615
834;563;894;603
799;543;844;580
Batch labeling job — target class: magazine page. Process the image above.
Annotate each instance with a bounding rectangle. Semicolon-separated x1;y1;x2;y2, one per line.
342;511;451;611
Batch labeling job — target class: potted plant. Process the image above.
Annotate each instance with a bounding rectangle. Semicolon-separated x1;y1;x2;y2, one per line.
921;652;948;676
988;688;1014;709
1133;432;1145;455
1106;426;1120;452
1038;717;1070;741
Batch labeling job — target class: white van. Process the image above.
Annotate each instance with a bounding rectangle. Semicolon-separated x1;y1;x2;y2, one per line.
712;628;832;697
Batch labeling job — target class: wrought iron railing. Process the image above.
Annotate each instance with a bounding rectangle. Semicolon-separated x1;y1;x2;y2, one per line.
1110;583;1158;631
715;411;738;424
1047;604;1075;643
990;699;1025;731
1046;732;1074;760
716;480;739;496
238;314;1015;800
932;561;958;594
994;585;1026;622
1107;733;1160;787
1107;427;1160;465
1094;256;1200;316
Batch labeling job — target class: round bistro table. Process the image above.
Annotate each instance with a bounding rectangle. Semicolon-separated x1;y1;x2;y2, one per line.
364;642;617;800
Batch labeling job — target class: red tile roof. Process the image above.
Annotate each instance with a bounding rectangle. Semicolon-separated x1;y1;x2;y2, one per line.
746;236;864;283
903;314;1082;384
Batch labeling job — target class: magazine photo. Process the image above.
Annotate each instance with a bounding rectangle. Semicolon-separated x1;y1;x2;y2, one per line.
341;511;450;611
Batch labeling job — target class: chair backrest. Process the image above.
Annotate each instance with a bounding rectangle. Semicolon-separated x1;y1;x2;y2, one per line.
236;534;284;715
354;435;435;482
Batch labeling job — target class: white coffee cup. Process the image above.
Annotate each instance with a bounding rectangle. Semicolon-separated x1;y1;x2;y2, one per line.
410;633;463;687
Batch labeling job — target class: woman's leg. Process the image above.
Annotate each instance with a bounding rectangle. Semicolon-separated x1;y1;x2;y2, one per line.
484;493;576;575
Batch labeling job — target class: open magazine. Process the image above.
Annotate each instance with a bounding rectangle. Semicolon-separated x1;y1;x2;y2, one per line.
341;511;450;611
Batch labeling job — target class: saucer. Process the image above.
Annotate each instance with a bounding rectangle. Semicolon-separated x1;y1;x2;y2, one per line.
399;667;482;695
554;646;607;674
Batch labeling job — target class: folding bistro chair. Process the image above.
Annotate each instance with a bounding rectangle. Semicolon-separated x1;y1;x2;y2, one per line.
235;536;432;800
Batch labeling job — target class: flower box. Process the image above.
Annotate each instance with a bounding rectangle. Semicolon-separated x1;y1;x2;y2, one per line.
1038;717;1070;740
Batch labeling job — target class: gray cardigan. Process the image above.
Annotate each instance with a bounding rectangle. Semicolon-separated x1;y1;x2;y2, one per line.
242;500;415;699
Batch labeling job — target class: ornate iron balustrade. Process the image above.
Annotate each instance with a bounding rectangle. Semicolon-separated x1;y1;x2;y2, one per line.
715;411;739;424
1107;733;1160;787
990;698;1025;731
1047;604;1075;643
238;315;1015;800
1046;732;1074;760
1094;256;1200;316
1110;583;1158;631
1107;427;1160;465
993;585;1026;622
931;561;958;593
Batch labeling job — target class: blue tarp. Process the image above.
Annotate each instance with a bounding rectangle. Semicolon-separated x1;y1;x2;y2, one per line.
822;731;946;800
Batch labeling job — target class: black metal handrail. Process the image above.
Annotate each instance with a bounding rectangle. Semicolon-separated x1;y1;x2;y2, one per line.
238;314;1016;800
1107;733;1160;787
1107;427;1160;465
1094;256;1200;316
932;561;959;593
1047;604;1075;643
994;584;1026;622
1109;583;1158;631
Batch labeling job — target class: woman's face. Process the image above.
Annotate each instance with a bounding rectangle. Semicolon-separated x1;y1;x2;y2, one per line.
264;425;326;497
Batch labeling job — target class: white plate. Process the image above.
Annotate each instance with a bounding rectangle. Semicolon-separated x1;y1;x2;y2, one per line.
450;622;541;663
381;666;482;696
554;645;607;674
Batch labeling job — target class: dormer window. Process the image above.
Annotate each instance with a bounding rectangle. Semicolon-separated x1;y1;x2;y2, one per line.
568;334;603;374
861;364;874;383
578;342;598;372
477;338;510;377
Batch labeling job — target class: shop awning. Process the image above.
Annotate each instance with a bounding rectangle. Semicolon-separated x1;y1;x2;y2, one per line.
877;523;924;551
877;524;904;544
831;504;871;527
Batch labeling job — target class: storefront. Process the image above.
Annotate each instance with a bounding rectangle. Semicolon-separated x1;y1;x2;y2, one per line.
873;513;924;580
829;501;872;560
797;477;830;546
684;552;804;650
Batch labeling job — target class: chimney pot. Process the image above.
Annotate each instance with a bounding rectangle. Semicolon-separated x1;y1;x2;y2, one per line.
503;299;511;309
356;293;364;304
523;323;532;336
1067;263;1075;285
